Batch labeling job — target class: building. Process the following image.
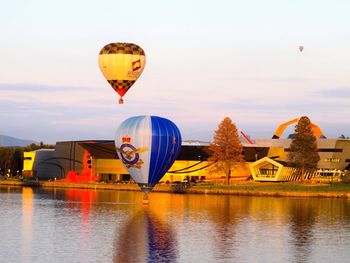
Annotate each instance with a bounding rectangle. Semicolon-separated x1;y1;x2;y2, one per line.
249;138;350;181
22;118;350;183
23;149;55;178
23;140;253;183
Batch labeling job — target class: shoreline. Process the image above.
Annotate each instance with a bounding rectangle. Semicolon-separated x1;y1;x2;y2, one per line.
1;180;350;199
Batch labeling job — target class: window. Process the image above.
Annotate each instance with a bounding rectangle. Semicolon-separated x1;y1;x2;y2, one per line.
324;158;340;163
285;148;343;152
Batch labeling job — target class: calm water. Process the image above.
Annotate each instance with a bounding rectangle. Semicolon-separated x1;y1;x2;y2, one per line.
0;186;350;263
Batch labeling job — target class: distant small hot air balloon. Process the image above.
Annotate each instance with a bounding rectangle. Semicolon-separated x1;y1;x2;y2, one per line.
298;45;304;52
98;42;146;104
115;116;182;201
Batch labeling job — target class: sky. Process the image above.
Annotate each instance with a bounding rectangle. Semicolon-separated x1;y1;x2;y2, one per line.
0;0;349;144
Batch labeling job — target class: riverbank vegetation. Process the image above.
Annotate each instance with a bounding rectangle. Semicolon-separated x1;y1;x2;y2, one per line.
0;142;54;176
193;181;350;193
1;179;349;198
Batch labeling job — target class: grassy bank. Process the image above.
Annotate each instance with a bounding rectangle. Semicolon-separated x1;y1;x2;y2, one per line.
194;181;350;192
1;179;350;198
187;181;350;198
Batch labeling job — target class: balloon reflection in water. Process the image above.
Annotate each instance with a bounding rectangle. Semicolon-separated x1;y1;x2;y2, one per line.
114;208;178;263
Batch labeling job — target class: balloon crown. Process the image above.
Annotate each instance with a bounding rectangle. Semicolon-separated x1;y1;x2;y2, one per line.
122;136;131;143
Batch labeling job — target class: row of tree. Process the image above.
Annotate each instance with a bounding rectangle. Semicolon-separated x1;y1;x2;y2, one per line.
0;142;54;177
209;116;320;184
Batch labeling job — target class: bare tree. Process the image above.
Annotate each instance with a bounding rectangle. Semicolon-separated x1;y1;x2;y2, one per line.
209;117;245;185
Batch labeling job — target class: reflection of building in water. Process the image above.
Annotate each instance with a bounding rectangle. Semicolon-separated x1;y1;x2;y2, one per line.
114;208;178;263
65;189;97;223
22;187;33;262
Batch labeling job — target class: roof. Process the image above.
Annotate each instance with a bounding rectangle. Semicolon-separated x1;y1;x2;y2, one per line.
78;140;117;159
182;140;210;146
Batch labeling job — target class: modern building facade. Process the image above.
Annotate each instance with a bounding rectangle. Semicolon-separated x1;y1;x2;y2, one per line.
22;137;350;183
23;140;252;183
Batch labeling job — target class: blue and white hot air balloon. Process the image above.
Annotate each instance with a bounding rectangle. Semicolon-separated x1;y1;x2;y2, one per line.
115;116;182;197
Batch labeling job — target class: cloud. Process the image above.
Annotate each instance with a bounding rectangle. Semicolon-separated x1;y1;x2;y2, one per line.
0;83;114;109
314;88;350;98
1;82;350;143
0;83;91;92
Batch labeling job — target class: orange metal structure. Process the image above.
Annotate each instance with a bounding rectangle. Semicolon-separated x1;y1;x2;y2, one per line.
240;131;254;144
272;118;326;139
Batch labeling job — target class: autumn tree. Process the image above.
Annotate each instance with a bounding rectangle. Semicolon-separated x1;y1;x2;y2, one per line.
209;117;245;185
288;116;320;181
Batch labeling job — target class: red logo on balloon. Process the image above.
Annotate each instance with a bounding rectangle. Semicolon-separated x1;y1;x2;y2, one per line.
132;60;141;71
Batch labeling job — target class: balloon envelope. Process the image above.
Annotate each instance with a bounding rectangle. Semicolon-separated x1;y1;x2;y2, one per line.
98;42;146;103
115;116;182;193
299;45;304;52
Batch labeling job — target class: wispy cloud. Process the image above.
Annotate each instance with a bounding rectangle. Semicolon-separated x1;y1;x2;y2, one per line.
0;83;92;92
314;88;350;98
1;81;350;143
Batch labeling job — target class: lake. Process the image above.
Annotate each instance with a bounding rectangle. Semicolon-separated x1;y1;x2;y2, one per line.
0;186;350;263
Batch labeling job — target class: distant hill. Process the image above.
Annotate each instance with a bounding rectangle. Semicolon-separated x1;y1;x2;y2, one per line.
0;135;37;147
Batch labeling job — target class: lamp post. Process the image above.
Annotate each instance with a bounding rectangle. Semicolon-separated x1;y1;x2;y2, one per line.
198;155;201;181
90;155;92;182
87;155;93;182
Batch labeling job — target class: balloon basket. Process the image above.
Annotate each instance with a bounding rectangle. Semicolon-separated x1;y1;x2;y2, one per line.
118;97;124;104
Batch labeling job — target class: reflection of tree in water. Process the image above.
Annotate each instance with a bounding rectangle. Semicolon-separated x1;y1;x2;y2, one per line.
212;196;235;258
208;196;250;259
288;199;317;263
114;208;178;263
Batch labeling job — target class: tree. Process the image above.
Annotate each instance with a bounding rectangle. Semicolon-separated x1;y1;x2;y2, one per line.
288;116;320;181
209;117;245;185
0;142;55;177
12;148;24;175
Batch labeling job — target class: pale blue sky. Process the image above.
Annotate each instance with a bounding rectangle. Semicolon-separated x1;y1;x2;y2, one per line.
0;0;349;143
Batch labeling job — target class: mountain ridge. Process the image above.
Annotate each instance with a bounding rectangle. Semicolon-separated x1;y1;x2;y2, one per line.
0;134;37;147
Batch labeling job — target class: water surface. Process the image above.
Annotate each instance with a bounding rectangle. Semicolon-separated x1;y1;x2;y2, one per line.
1;186;350;263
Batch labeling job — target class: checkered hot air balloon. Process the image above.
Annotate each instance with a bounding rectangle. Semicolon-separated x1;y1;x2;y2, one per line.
98;42;146;104
115;116;182;199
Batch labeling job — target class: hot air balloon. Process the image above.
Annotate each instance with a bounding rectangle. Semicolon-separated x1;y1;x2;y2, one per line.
98;42;146;104
299;45;304;52
115;116;182;201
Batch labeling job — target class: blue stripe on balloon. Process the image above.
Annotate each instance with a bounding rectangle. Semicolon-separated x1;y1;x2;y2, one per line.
163;119;181;174
149;117;163;184
149;117;161;184
158;118;170;180
148;116;181;184
148;117;157;184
